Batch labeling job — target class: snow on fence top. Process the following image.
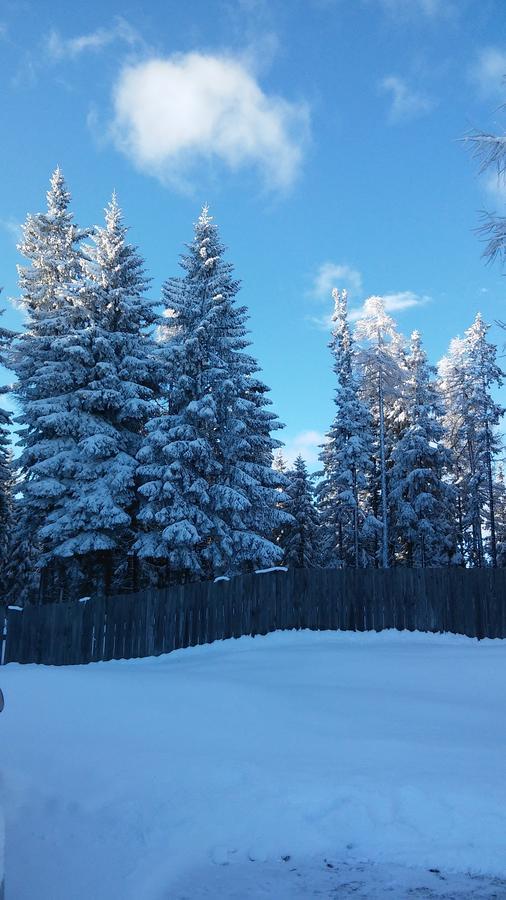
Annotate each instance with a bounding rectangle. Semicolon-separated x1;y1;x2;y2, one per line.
255;567;289;575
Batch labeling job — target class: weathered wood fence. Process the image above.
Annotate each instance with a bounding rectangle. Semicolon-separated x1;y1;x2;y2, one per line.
1;567;505;666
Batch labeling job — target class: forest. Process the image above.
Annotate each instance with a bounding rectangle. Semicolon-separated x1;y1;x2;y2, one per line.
0;164;504;605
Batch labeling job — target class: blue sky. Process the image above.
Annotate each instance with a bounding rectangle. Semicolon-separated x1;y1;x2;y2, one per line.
1;0;505;464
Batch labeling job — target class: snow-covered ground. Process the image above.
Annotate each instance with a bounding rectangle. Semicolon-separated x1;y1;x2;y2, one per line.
0;629;505;899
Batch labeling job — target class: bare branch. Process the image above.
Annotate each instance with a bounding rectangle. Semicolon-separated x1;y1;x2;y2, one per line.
463;130;506;175
476;211;506;266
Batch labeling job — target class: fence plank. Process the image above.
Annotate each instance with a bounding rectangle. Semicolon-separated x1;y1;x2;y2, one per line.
4;607;22;664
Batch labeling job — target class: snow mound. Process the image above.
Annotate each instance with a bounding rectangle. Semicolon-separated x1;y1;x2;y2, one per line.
1;629;505;899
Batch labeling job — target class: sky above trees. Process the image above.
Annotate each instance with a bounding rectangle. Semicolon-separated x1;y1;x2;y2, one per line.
0;0;505;464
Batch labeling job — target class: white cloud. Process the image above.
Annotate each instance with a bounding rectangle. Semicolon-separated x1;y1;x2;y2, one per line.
282;430;326;467
469;47;506;99
309;281;430;330
384;290;431;312
309;312;335;330
375;0;451;19
483;170;506;207
46;17;140;60
349;291;430;322
314;0;451;16
310;262;363;299
0;217;22;245
469;47;506;98
380;75;433;122
110;53;309;191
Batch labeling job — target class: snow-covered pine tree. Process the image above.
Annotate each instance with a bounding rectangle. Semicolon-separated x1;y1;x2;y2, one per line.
439;315;503;567
33;195;162;596
464;314;504;566
9;168;89;601
389;330;456;566
3;472;41;605
317;289;376;567
273;449;288;474
493;465;506;567
136;205;287;581
272;448;291;554
438;336;469;563
279;455;320;567
0;299;15;594
354;296;403;568
0;436;12;594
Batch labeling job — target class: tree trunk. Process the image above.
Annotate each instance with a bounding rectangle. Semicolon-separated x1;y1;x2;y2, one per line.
352;466;359;568
485;421;497;567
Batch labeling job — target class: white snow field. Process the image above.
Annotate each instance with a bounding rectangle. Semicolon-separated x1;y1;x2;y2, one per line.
0;629;506;899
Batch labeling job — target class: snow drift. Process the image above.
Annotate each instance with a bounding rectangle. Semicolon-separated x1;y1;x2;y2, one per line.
0;629;505;898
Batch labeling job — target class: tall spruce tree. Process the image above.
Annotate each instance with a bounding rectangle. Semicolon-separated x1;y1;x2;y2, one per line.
9;168;89;600
272;449;291;554
464;314;503;566
136;206;287;580
317;289;376;567
33;195;162;595
389;331;456;566
438;336;469;563
0;435;12;593
439;315;503;566
279;455;320;568
3;469;41;605
0;300;15;594
493;465;506;567
355;297;403;568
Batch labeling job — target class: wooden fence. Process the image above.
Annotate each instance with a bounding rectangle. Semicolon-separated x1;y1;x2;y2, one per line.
1;567;505;666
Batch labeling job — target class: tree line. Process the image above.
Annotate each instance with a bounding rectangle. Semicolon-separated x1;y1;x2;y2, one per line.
0;169;504;605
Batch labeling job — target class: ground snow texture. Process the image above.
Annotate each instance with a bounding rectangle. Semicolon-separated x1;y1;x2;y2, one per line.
0;629;505;899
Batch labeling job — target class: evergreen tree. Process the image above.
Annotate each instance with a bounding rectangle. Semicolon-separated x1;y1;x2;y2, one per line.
389;331;456;566
464;314;503;566
354;297;403;568
9;168;89;600
273;449;288;474
0;300;15;594
439;315;503;566
279;455;320;567
33;195;162;595
493;465;506;567
438;336;469;563
272;449;291;554
317;289;376;567
3;477;41;605
136;206;287;580
0;439;12;591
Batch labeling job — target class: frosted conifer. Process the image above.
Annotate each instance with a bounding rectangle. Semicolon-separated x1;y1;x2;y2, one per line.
389;331;456;566
354;296;403;567
34;195;162;594
317;289;376;567
439;315;503;566
0;300;14;593
136;206;287;580
9;169;89;599
280;455;320;567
